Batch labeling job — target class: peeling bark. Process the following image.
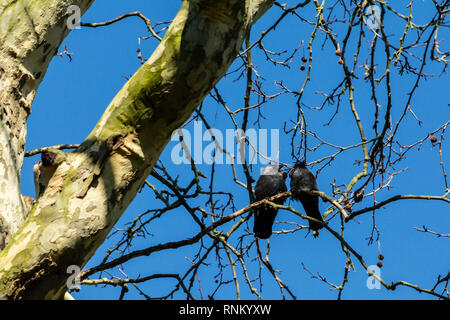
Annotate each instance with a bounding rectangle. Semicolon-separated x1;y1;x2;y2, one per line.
0;0;274;299
0;0;94;249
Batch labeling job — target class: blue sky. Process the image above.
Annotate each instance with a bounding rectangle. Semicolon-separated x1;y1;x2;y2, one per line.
22;1;449;300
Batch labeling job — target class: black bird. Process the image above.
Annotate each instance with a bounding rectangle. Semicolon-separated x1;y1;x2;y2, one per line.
290;161;324;235
254;164;288;239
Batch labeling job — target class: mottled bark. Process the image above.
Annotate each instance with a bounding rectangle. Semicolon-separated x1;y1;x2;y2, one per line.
0;0;274;299
0;0;94;249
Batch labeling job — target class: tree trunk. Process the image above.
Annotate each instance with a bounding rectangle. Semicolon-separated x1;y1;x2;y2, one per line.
0;0;94;250
0;0;274;299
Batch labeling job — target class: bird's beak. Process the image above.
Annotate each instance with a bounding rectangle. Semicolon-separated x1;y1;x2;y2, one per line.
278;165;288;179
288;167;294;178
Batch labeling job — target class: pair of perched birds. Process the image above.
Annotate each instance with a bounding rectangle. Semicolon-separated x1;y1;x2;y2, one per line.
253;161;324;239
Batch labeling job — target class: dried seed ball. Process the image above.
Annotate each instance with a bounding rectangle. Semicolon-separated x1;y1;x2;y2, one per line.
354;192;364;203
338;58;344;65
137;48;141;52
300;65;306;71
302;56;308;63
377;261;383;268
378;254;384;261
335;48;342;56
430;135;438;143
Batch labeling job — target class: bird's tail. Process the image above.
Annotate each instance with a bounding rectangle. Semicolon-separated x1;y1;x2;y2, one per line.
253;207;277;239
303;200;324;232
